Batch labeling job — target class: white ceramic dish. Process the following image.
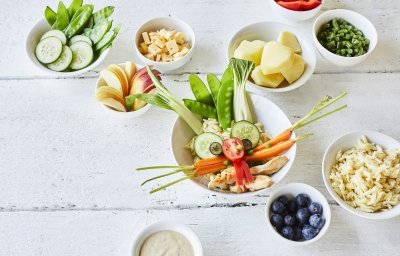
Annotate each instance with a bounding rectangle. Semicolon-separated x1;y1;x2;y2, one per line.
95;63;151;117
171;93;296;196
134;17;195;72
265;183;331;245
131;221;203;256
313;9;378;66
269;0;323;22
26;19;110;77
227;21;316;93
322;130;400;220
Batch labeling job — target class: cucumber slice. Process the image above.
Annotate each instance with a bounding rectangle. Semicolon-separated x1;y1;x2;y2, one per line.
47;45;73;71
35;37;63;64
231;121;260;149
69;41;93;70
41;29;67;45
69;35;92;46
194;132;223;159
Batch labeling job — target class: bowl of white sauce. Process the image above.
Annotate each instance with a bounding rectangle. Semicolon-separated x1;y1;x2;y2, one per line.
131;221;203;256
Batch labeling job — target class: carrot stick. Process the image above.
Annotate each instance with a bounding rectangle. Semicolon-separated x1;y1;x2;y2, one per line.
253;129;291;152
194;155;227;168
195;162;227;176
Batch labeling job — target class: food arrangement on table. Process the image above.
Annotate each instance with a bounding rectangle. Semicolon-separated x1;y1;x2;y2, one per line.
25;0;399;253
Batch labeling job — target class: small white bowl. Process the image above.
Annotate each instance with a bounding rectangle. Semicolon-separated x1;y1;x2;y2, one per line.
269;0;323;22
322;130;400;220
26;19;110;77
265;183;331;245
312;9;378;66
227;21;316;93
95;63;152;118
170;93;296;196
131;221;203;256
134;17;195;72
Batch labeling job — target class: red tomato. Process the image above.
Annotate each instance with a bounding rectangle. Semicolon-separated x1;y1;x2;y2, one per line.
300;0;321;10
222;138;244;161
276;0;301;11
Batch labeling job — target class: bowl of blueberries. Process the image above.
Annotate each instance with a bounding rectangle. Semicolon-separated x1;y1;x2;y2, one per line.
265;183;331;245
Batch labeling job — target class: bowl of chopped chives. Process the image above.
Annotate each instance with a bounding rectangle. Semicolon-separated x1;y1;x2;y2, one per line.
312;9;377;66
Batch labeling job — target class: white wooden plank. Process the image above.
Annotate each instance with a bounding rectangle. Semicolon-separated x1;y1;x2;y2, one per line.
1;206;399;256
0;0;399;78
0;73;399;210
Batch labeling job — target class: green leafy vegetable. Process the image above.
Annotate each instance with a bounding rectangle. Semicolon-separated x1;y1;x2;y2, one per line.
188;74;214;106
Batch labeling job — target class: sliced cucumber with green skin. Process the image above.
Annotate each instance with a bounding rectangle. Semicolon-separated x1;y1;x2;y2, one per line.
35;37;63;64
194;132;223;159
69;35;92;46
47;45;73;71
69;41;93;70
231;120;260;149
40;30;67;45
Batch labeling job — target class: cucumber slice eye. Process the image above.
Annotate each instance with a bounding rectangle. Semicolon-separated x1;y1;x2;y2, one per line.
35;36;63;64
194;132;223;159
209;142;223;156
242;139;253;151
231;120;260;149
69;41;94;70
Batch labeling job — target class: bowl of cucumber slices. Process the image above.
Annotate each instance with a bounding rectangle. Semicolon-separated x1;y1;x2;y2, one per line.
26;2;121;76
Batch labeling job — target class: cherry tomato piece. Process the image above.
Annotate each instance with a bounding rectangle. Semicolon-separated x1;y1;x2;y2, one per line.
222;138;245;161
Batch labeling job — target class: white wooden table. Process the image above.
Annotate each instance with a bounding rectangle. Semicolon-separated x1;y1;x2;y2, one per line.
1;0;399;255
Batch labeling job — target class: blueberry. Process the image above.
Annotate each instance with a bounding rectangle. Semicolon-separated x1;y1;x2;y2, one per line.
270;214;284;230
284;215;296;226
271;201;286;214
295;208;310;225
302;224;319;240
295;193;311;207
277;195;289;207
308;202;323;215
287;200;297;213
281;226;294;240
309;214;325;229
293;226;303;241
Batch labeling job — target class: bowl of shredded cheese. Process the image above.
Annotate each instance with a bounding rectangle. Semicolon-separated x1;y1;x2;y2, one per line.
322;130;400;220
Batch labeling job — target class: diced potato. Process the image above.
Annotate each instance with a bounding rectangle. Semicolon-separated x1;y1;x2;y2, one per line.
277;31;302;54
233;40;265;65
251;66;285;88
260;41;294;75
281;54;305;84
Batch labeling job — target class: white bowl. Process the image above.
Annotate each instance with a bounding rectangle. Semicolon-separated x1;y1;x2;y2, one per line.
322;130;400;220
265;183;331;245
134;17;195;72
312;9;378;66
131;221;203;256
227;21;316;93
269;0;323;22
95;63;152;118
171;93;296;196
26;19;110;77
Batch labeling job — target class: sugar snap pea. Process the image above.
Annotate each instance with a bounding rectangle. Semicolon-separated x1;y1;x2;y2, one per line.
183;99;217;119
85;19;110;44
207;73;221;106
44;6;57;26
93;6;115;24
86;16;94;29
68;0;82;17
217;80;234;130
189;74;214;107
52;2;70;30
221;66;233;87
64;5;93;39
94;24;121;51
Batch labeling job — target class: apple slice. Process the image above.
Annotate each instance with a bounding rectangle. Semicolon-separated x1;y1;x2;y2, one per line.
98;98;127;112
100;69;125;95
125;61;137;84
96;85;125;105
107;64;129;96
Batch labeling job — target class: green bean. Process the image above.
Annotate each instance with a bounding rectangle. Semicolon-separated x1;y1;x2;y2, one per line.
206;73;221;106
44;7;57;26
64;5;93;39
217;80;234;130
188;74;214;107
68;0;82;17
52;2;70;30
93;6;114;24
183;99;217;119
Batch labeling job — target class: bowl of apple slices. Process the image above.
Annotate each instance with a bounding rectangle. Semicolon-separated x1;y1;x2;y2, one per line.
227;22;316;93
95;61;161;117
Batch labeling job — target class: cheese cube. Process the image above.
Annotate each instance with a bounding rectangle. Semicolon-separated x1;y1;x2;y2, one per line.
156;54;162;62
166;39;179;55
174;32;186;44
162;53;173;62
140;42;148;53
148;44;161;55
142;32;151;44
144;53;154;61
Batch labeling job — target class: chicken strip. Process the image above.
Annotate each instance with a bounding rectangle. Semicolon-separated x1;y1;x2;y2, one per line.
245;175;273;191
208;167;236;190
229;184;247;193
250;155;289;175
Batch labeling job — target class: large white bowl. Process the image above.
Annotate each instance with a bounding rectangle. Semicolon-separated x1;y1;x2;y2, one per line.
265;183;331;245
171;93;296;196
312;9;378;66
269;0;323;22
131;221;203;256
227;22;316;93
95;63;151;118
26;19;110;77
134;17;195;72
322;130;400;220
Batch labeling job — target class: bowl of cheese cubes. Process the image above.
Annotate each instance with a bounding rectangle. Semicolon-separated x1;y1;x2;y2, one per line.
227;21;316;93
135;17;195;72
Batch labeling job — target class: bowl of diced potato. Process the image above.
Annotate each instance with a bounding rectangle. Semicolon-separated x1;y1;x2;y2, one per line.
135;17;195;72
227;21;316;93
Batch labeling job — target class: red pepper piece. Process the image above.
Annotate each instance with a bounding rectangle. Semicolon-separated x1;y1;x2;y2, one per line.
276;0;301;11
300;0;321;11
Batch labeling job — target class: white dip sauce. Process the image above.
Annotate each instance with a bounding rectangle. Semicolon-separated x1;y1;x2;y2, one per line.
140;230;194;256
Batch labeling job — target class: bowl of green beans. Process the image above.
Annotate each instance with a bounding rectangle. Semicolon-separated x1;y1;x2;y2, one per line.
312;9;377;66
